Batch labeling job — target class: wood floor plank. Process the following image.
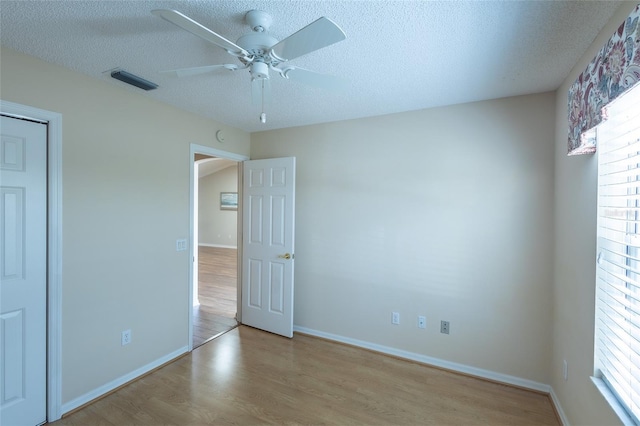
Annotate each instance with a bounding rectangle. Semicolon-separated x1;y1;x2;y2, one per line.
193;246;238;348
55;326;560;425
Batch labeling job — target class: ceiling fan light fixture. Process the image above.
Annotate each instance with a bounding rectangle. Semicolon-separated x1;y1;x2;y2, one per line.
250;62;269;80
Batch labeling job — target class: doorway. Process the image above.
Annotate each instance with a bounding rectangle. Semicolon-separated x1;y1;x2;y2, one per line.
189;145;248;350
193;155;238;347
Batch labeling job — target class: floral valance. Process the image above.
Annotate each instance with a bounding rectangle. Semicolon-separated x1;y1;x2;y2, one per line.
568;3;640;155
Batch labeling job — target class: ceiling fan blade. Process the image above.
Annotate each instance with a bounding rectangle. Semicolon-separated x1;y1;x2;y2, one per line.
271;17;345;61
152;9;249;57
283;67;347;91
160;64;238;78
252;78;272;107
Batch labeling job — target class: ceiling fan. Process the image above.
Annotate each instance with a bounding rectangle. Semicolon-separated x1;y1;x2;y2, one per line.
152;9;347;123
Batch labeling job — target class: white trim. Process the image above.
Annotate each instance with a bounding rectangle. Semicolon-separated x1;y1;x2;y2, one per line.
198;243;238;249
293;326;551;393
591;376;635;426
192;146;249;163
60;346;188;415
1;100;63;422
549;387;570;426
189;144;248;351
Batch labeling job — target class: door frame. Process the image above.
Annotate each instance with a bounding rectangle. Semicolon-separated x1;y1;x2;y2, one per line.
188;143;248;351
0;100;63;421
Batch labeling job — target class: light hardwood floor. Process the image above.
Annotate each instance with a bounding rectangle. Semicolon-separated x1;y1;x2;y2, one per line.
55;325;560;425
193;246;238;348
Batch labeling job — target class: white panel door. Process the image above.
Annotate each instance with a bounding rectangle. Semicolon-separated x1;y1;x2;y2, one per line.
242;157;295;338
0;116;47;426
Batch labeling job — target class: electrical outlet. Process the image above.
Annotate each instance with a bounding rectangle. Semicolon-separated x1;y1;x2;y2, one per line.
440;320;450;334
392;312;400;325
121;329;132;346
563;360;568;381
418;316;426;329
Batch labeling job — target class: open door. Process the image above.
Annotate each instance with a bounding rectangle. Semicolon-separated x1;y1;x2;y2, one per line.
241;157;295;337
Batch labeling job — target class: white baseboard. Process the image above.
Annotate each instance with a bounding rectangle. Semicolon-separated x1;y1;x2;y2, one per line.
549;386;570;425
198;243;237;249
293;325;551;393
61;345;189;415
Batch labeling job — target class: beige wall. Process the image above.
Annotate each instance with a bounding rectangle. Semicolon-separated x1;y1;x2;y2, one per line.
251;92;556;383
198;165;238;247
552;2;638;425
0;46;250;404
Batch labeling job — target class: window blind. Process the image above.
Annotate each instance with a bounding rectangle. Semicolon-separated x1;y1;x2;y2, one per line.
596;83;640;424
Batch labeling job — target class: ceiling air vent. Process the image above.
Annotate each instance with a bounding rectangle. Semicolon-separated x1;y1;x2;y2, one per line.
110;69;158;91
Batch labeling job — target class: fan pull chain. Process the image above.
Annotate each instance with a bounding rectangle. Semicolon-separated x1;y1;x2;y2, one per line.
260;79;267;123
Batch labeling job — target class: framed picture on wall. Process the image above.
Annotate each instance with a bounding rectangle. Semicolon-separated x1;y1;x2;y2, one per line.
220;192;238;210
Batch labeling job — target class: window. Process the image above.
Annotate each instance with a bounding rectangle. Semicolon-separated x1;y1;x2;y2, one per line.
595;83;640;424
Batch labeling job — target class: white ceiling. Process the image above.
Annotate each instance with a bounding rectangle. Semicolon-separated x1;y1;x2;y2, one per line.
0;1;625;132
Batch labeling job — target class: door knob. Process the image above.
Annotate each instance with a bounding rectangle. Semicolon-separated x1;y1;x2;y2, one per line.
278;253;292;260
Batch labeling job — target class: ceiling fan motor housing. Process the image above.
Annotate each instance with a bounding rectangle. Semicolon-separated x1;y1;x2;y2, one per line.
236;32;278;57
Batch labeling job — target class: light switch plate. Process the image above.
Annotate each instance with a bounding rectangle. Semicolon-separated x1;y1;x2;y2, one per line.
176;239;187;251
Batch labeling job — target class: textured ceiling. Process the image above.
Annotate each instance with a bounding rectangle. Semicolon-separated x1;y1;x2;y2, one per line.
0;0;626;132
